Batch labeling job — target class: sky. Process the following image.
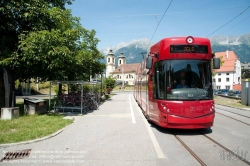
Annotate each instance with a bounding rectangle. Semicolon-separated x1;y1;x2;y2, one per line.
66;0;250;49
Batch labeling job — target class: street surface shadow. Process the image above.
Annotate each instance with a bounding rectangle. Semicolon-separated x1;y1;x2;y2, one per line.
148;121;213;136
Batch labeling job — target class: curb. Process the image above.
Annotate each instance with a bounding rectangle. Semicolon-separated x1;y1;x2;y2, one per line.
0;128;66;148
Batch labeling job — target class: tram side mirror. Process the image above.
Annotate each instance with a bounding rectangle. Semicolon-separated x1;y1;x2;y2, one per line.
213;58;220;69
146;57;152;69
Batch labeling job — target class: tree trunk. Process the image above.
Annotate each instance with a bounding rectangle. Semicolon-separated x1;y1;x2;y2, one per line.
2;68;15;107
58;84;62;95
0;69;5;108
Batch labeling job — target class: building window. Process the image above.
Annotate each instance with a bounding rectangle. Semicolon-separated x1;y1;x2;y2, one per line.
226;86;230;89
218;73;221;76
218;78;221;82
226;78;229;82
113;58;114;63
216;86;220;90
226;73;229;75
213;79;215;82
108;58;110;63
119;60;122;64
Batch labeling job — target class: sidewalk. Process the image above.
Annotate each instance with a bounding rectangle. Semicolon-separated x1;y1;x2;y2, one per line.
0;92;164;166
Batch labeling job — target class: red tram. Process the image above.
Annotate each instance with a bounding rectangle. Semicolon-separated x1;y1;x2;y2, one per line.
134;36;220;129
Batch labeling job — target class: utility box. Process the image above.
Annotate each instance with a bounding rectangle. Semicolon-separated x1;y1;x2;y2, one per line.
241;81;250;106
1;107;19;120
24;98;47;115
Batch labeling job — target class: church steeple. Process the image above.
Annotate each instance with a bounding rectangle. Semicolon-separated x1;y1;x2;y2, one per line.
118;53;126;66
106;50;116;77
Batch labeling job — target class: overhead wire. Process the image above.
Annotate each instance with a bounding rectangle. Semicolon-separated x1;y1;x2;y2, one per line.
81;6;248;19
217;15;250;36
146;0;174;52
206;5;250;37
149;0;174;44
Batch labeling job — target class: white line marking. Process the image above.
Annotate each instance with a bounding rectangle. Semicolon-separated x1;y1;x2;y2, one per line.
129;95;136;123
136;104;165;158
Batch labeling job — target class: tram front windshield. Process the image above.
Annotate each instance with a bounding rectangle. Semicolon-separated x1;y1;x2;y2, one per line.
153;60;213;100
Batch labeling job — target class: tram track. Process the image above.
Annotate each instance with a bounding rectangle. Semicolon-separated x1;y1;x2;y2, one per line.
172;131;250;166
199;131;250;165
173;133;207;166
215;108;250;126
215;107;250;119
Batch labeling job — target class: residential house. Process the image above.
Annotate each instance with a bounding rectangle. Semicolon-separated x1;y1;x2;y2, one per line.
213;50;241;90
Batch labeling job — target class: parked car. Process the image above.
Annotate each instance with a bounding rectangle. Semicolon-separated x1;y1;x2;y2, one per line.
213;89;218;95
218;89;229;96
228;90;241;98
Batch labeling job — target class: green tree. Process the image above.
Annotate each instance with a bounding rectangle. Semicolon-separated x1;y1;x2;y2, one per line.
0;0;105;108
104;77;116;89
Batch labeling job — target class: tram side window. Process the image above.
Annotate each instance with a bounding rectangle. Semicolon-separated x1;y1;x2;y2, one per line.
153;61;165;99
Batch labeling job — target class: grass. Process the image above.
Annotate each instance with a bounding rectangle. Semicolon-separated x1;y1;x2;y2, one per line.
0;98;73;144
0;113;73;144
214;95;250;109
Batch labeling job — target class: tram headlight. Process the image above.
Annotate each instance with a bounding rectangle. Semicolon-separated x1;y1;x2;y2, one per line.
210;105;215;112
160;102;170;113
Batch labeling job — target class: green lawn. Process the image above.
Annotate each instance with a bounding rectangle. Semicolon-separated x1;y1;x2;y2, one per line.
214;95;250;109
0;113;73;144
0;98;73;144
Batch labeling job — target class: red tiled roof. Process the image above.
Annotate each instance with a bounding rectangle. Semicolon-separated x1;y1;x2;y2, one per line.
111;63;140;74
214;50;239;72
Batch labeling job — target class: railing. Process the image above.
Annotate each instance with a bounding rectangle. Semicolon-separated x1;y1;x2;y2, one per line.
53;92;100;113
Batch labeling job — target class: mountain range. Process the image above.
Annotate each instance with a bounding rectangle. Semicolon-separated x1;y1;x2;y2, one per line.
100;33;250;64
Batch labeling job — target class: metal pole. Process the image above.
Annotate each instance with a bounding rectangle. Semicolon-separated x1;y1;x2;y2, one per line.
101;73;103;96
49;82;51;111
122;67;124;90
81;83;83;114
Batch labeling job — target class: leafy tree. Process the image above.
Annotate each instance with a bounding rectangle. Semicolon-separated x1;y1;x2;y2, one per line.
0;0;105;108
104;77;116;89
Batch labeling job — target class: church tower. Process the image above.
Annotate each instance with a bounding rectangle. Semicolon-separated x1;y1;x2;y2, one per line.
106;50;116;77
118;53;126;66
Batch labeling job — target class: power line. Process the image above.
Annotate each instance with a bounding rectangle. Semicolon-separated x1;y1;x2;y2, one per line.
218;15;250;36
149;0;174;45
206;5;250;37
80;6;248;19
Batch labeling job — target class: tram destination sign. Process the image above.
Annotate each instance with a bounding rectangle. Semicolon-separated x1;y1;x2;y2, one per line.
170;45;208;53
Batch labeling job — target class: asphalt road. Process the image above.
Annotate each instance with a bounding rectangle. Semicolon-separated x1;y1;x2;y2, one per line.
1;91;250;166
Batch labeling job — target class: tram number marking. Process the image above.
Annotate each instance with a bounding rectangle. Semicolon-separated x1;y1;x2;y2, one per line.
187;94;193;98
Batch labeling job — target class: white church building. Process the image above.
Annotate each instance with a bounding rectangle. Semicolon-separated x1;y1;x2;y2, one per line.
105;50;140;86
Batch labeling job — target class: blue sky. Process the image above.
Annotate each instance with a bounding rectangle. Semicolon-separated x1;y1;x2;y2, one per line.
66;0;250;49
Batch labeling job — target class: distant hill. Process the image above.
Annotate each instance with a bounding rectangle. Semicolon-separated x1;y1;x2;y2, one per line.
210;33;250;62
100;33;250;64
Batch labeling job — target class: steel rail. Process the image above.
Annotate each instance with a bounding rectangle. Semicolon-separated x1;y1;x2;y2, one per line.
215;107;250;119
200;132;250;165
174;134;207;166
216;112;250;126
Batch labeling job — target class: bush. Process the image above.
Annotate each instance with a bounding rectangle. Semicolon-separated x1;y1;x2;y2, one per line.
104;77;116;89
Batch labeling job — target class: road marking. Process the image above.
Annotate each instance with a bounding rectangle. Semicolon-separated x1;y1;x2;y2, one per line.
136;103;165;158
129;95;136;123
